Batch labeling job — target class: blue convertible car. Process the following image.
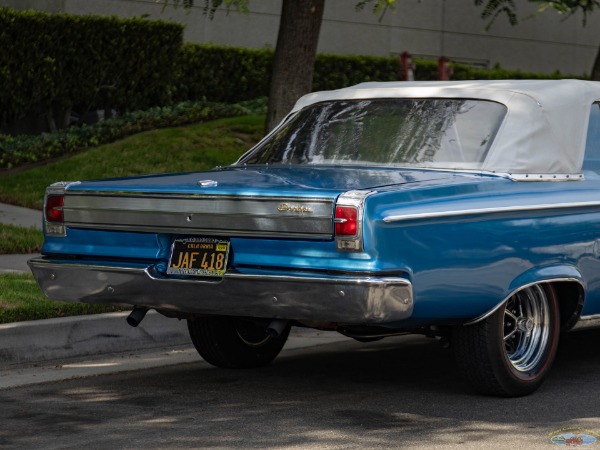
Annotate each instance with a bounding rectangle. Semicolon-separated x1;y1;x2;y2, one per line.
29;80;600;396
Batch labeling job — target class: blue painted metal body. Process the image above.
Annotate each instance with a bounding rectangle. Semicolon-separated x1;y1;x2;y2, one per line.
41;165;600;326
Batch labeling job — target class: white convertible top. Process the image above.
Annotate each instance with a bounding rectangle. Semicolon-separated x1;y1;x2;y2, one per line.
290;79;600;174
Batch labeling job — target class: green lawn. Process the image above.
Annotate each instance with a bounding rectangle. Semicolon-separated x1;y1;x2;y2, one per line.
0;114;265;322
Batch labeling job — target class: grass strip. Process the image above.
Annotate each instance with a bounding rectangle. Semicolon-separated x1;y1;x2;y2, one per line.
0;224;43;254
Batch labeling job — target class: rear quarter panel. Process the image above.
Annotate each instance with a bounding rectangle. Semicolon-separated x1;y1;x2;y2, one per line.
364;177;600;323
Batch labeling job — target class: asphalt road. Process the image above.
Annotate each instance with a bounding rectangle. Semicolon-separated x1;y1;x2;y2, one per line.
1;329;599;449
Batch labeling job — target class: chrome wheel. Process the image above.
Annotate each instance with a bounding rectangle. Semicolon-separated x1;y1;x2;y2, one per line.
453;283;559;397
503;285;551;373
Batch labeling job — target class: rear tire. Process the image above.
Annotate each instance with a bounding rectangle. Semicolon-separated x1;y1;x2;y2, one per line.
453;284;560;397
187;316;291;369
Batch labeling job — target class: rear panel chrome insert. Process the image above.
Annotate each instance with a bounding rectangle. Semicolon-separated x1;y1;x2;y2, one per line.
62;192;335;239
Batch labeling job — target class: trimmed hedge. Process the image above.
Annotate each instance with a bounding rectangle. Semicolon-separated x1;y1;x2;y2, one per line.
0;8;183;133
313;53;401;89
177;44;272;103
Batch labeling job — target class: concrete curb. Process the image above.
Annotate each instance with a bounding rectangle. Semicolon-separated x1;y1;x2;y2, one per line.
0;310;191;365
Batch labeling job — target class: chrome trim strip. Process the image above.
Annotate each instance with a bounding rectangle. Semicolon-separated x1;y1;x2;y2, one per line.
66;191;334;202
508;173;584;182
63;223;331;239
228;166;582;183
398;169;583;182
571;314;600;331
28;258;413;324
383;201;600;223
463;278;583;326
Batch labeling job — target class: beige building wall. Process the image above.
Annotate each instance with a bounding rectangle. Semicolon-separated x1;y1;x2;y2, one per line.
2;0;599;76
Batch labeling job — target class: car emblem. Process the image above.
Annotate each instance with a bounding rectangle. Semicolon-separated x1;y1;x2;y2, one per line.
197;180;218;187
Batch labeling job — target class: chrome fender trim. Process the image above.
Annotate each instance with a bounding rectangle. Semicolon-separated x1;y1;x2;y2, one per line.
463;278;584;326
383;200;600;224
571;314;600;331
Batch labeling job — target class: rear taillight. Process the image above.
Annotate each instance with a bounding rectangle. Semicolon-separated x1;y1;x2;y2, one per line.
335;191;374;253
44;181;79;237
335;206;358;236
45;195;64;223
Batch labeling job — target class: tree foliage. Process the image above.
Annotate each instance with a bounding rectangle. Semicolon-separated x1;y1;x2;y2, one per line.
161;0;248;18
477;0;600;26
476;0;600;79
475;0;518;26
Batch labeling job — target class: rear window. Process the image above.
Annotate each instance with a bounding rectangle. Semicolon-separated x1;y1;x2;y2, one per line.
239;98;507;170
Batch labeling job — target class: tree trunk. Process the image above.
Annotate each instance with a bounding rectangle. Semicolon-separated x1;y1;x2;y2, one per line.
591;43;600;81
265;0;325;132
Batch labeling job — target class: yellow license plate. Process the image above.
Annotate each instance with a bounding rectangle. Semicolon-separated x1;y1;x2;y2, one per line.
167;238;230;277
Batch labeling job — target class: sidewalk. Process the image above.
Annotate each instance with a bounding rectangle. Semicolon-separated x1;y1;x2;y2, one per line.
0;202;41;230
0;253;39;273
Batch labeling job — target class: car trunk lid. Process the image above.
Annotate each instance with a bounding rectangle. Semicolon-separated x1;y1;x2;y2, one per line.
53;166;455;239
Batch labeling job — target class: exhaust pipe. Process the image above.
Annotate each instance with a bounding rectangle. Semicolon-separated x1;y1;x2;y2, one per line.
126;307;149;327
266;319;289;337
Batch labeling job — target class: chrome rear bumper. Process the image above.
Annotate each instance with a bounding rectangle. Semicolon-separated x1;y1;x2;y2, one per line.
28;258;413;324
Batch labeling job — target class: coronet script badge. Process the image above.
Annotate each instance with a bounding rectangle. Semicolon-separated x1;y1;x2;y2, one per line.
278;203;313;215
